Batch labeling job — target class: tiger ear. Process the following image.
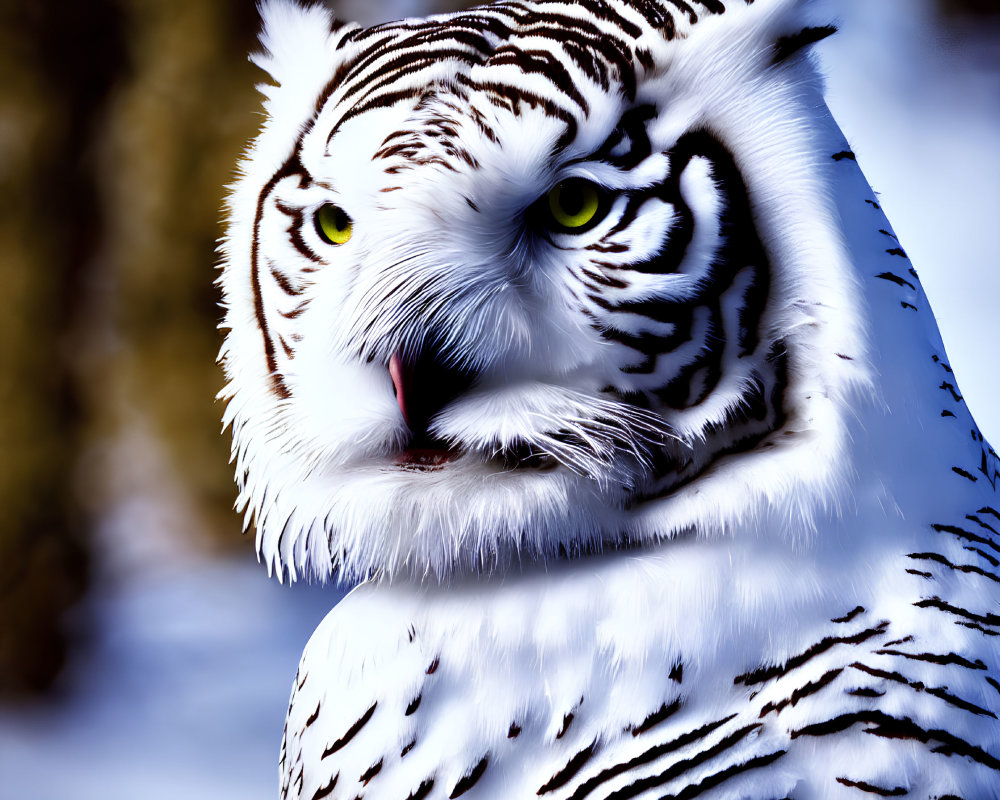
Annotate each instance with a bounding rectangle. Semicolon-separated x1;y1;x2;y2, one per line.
253;0;356;113
771;24;837;65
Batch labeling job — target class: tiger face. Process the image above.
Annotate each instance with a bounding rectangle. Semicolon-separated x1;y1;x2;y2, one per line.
219;0;869;582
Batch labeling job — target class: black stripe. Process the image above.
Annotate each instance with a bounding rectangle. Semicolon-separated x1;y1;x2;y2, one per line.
269;261;303;297
449;756;488;799
907;551;1000;585
312;773;339;800
321;702;377;759
624;0;678;35
933;522;1000;555
875;272;915;290
850;662;996;718
792;710;1000;771
459;74;579;152
607;131;772;413
602;724;764;800
488;46;591;114
848;688;886;698
735;623;888;687
340;44;488;109
914;595;1000;628
736;264;768;356
834;777;906;797
406;779;435;800
278;204;322;264
591;104;656;169
538;740;598;794
279;300;310;321
545;0;644;39
666;750;787;800
556;712;575;739
251;153;309;399
360;758;383;786
870;648;987;671
832;606;866;624
629;698;682;736
925;686;997;719
566;714;738;800
953;466;978;482
773;26;838;64
759;668;843;718
333;50;485;137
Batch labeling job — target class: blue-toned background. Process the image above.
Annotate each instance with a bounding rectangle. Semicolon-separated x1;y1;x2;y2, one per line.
0;1;996;796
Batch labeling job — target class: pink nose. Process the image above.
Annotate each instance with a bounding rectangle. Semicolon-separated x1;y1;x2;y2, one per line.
389;353;410;425
387;350;477;440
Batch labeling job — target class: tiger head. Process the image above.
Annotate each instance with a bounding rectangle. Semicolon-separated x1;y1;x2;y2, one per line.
219;0;870;583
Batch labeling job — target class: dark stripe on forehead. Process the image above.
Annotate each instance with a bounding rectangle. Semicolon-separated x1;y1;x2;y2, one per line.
491;0;645;40
458;73;579;152
305;27;403;127
320;0;750;130
487;46;591;115
342;18;508;88
338;32;499;107
664;0;700;23
316;2;668;152
625;0;746;34
552;0;645;39
329;50;486;140
507;13;641;99
618;0;678;36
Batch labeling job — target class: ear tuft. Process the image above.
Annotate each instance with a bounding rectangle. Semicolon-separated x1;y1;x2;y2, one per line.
772;24;837;65
253;0;344;90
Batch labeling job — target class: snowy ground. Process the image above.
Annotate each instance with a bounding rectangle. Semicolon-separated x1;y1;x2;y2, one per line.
0;2;997;799
0;556;338;800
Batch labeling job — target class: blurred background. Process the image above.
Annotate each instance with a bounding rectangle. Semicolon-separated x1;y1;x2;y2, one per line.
0;0;996;796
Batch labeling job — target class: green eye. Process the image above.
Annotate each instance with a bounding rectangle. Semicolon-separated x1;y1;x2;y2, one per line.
546;179;604;231
314;203;353;245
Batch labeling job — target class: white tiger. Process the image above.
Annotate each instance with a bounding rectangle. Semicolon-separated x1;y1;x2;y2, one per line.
218;0;1000;797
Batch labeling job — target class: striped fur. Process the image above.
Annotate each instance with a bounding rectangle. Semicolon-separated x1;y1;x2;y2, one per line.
280;485;1000;799
216;0;1000;797
219;0;867;583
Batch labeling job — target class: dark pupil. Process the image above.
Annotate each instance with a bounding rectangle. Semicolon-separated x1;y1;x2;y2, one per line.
331;207;347;231
559;184;585;215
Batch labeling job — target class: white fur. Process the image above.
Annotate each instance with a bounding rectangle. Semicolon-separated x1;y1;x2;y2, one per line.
219;0;875;584
225;2;1000;797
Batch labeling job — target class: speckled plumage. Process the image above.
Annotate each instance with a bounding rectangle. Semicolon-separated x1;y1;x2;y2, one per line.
218;1;1000;797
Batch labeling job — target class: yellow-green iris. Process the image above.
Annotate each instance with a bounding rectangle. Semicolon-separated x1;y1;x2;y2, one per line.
547;179;602;231
315;203;353;245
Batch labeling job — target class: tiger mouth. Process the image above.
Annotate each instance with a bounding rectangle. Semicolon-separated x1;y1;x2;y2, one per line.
389;350;468;470
394;447;457;470
388;353;566;473
386;351;626;476
393;439;560;472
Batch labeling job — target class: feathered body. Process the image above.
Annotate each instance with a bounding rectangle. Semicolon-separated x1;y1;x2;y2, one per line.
218;1;1000;797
